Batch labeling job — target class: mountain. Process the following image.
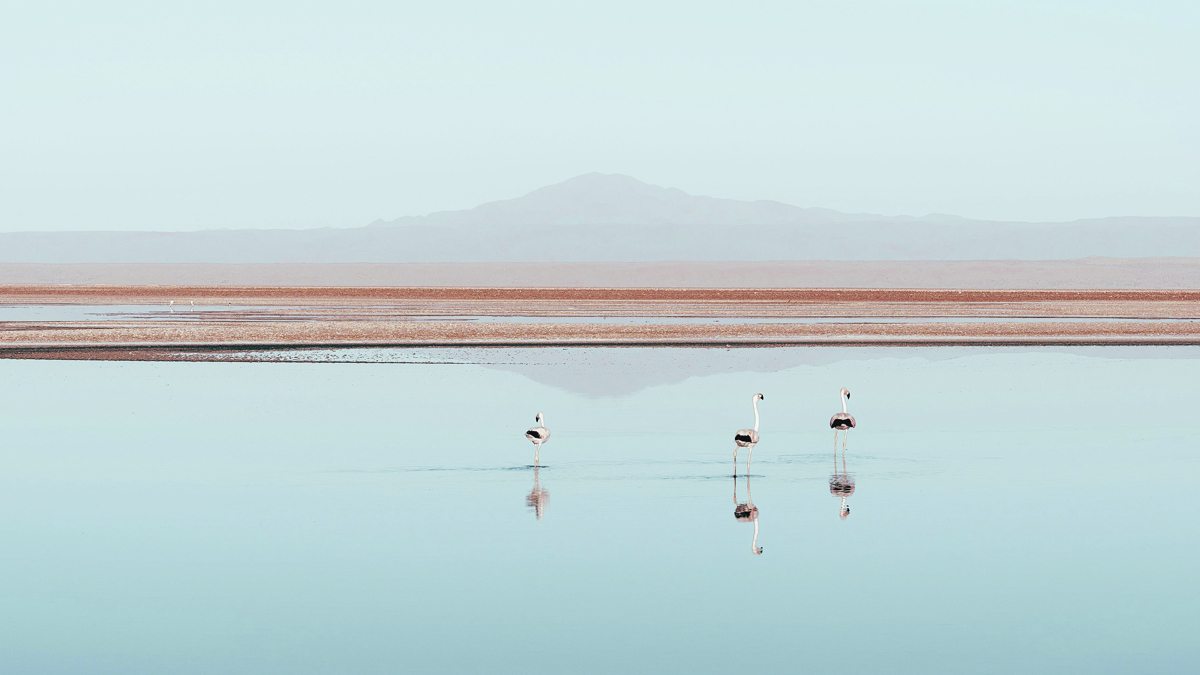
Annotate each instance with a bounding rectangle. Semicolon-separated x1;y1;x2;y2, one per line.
375;172;870;228
1;173;1197;262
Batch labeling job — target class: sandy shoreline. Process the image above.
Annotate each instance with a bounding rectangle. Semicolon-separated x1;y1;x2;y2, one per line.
3;286;1199;358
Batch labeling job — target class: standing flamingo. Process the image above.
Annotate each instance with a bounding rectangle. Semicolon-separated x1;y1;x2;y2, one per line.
525;412;550;466
733;393;764;474
829;387;856;451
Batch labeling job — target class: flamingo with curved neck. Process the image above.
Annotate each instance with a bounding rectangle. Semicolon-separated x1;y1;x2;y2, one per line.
829;387;857;452
525;412;550;466
733;393;764;474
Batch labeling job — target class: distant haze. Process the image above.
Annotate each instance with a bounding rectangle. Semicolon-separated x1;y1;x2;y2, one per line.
1;2;1197;231
0;173;1197;263
3;259;1198;290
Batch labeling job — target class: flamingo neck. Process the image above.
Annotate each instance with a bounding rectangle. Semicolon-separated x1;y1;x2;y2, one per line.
752;518;761;554
752;398;760;432
841;393;848;414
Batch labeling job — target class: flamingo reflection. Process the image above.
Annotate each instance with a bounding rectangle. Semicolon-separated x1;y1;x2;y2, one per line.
526;465;549;520
829;435;856;520
733;471;764;555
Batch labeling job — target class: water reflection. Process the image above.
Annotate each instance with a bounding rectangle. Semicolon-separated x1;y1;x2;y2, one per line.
4;349;1196;672
829;439;856;520
526;465;549;520
733;472;764;555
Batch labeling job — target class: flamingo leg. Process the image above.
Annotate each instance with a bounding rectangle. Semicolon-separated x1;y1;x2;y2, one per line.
833;430;841;467
746;443;754;474
732;445;739;476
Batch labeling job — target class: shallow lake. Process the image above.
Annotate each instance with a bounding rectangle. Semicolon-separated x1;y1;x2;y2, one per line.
1;346;1197;673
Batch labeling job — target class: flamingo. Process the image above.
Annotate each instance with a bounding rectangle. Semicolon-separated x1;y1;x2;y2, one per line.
829;387;856;452
733;393;764;474
525;412;550;466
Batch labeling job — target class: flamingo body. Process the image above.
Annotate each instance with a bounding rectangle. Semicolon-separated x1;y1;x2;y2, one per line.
525;426;550;444
734;429;759;447
525;412;550;446
829;413;856;430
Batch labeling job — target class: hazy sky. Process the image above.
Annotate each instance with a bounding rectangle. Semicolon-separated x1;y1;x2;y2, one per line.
2;1;1196;231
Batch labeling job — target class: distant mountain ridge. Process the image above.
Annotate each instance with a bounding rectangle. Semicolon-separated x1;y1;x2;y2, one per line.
374;172;876;228
1;173;1197;262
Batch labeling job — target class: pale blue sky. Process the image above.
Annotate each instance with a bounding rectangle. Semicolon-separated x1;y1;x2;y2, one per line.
1;1;1196;231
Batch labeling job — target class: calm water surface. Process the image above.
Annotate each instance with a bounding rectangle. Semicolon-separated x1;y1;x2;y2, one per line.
1;347;1197;673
